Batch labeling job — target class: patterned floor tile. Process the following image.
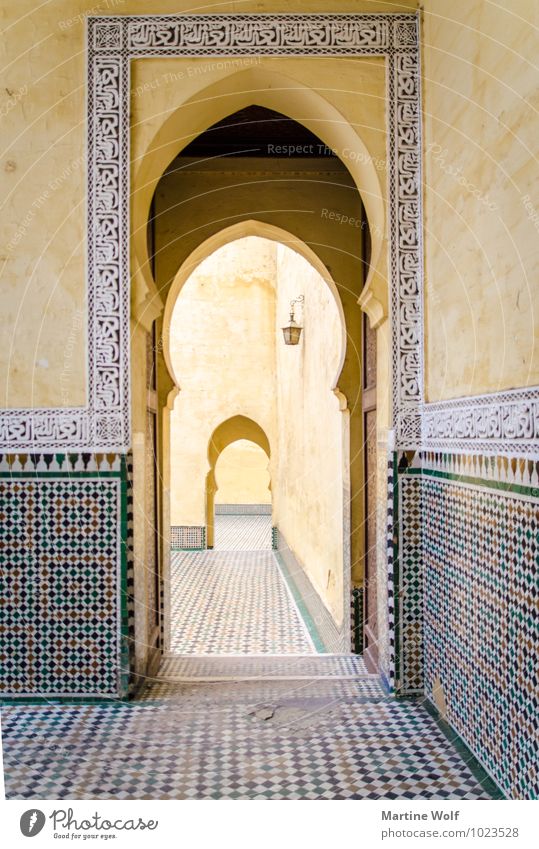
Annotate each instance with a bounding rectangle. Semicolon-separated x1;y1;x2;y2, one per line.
214;515;272;550
170;549;315;654
157;654;368;680
1;677;493;800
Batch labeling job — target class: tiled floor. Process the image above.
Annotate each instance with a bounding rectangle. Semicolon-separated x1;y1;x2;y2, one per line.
214;514;272;550
170;549;315;655
2;675;493;799
158;654;368;680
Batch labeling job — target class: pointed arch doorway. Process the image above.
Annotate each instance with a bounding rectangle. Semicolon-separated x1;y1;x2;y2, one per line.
126;54;402;676
206;416;272;552
162;230;349;656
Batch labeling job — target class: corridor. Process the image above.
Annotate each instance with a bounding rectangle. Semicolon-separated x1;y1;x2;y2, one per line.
169;548;315;655
213;513;272;551
169;513;314;654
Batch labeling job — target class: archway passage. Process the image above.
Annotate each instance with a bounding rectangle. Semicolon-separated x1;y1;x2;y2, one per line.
212;438;272;551
166;233;347;655
145;99;376;661
205;416;272;551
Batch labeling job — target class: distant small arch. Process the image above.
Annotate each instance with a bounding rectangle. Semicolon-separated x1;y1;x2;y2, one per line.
205;415;271;548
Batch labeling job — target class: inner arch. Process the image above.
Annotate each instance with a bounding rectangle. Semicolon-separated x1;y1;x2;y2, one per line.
132;67;386;324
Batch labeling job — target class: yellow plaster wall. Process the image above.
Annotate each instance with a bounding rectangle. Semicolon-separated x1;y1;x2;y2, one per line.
214;440;271;505
274;244;346;626
0;0;396;409
423;0;539;399
8;1;535;409
168;237;277;526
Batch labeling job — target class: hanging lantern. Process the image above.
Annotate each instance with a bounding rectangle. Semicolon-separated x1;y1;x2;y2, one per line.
282;295;304;345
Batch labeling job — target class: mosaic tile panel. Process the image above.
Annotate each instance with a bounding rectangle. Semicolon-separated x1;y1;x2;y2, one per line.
169;549;315;655
0;467;126;697
397;472;423;693
170;525;205;550
1;676;494;800
394;451;539;799
422;476;539;800
125;454;137;695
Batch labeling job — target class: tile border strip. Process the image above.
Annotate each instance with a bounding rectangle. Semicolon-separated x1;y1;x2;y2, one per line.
0;14;536;461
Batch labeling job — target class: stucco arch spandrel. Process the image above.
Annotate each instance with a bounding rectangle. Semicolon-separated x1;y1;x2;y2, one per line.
161;222;347;400
131;65;387;330
208;415;271;469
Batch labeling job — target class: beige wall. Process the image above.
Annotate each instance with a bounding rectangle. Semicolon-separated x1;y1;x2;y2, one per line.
168;237;277;525
0;0;396;410
4;0;535;410
214;440;271;505
274;244;347;626
423;0;539;400
152;153;370;575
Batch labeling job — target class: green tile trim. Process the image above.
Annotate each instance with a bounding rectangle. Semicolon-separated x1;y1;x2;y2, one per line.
423;698;506;800
0;471;122;479
119;456;130;698
404;466;538;498
392;452;401;692
273;551;326;654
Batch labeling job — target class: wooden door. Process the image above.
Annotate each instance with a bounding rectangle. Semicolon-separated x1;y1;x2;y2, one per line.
145;327;161;675
362;313;378;672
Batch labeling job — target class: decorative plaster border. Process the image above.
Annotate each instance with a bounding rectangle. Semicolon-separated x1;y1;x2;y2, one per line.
0;12;424;451
422;387;539;458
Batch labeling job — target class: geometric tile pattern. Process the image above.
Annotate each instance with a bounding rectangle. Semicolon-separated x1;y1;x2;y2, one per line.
170;525;205;550
214;515;272;551
397;473;423;694
385;455;396;689
0;473;125;698
157;655;368;681
273;531;344;654
422;476;539;800
169;549;315;655
215;504;271;515
351;587;363;655
1;676;494;799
